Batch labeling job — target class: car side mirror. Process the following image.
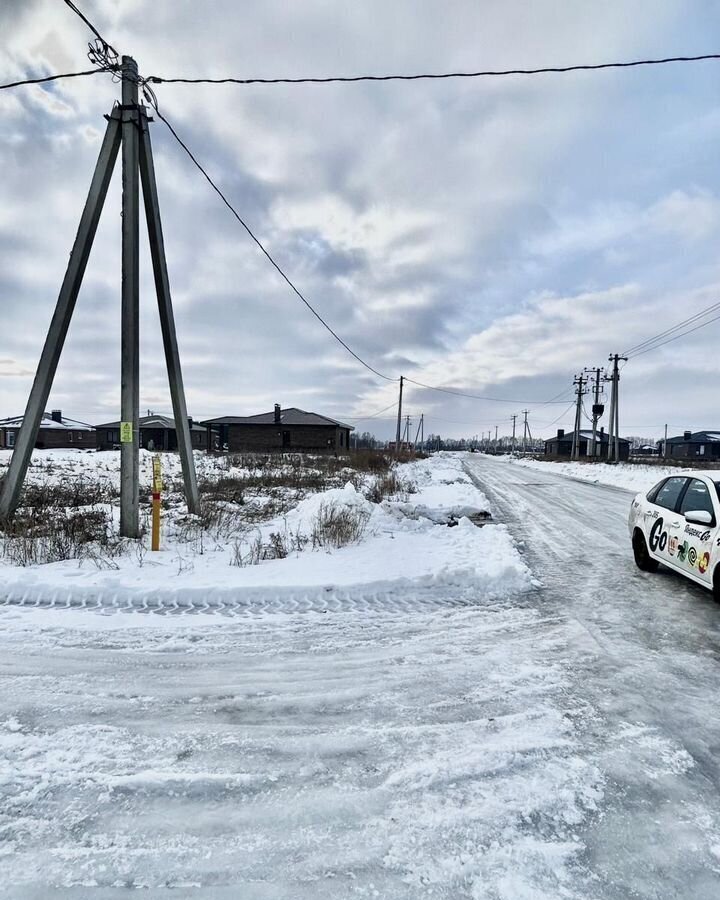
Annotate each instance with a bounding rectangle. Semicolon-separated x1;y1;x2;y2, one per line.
685;509;714;526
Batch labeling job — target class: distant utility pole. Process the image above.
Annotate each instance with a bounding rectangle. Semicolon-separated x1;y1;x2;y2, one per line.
522;410;530;454
494;425;498;449
395;375;404;456
0;56;198;533
584;366;604;459
663;423;668;459
511;414;517;452
570;373;587;460
404;415;411;445
413;413;424;452
605;353;627;462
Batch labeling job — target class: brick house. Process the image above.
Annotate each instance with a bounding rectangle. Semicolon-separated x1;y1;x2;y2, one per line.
662;430;720;460
0;410;94;449
201;406;353;453
544;427;630;460
95;414;205;451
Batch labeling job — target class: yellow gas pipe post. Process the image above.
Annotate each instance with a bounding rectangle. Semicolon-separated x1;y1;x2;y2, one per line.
151;455;162;551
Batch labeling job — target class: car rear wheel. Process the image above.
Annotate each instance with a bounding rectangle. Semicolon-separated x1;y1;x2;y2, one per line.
633;529;659;572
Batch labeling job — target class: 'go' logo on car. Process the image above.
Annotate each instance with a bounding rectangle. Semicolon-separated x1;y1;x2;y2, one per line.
649;517;667;553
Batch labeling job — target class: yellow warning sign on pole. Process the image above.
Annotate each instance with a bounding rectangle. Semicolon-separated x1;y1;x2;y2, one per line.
120;421;133;443
151;455;162;551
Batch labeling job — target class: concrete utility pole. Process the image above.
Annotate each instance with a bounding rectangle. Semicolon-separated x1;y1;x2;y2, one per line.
120;56;140;538
570;373;586;461
605;354;627;462
0;56;199;530
395;375;404;456
511;414;517;452
584;366;604;459
663;423;668;459
412;413;423;452
494;425;498;449
522;410;530;454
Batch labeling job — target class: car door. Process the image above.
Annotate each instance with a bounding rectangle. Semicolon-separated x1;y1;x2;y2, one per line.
676;477;719;585
645;476;689;566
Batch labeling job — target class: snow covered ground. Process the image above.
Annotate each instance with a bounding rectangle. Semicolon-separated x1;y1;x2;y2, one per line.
0;451;527;607
492;453;693;494
3;451;720;895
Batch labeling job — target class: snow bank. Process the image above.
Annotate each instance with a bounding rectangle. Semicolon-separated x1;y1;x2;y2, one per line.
0;452;530;609
388;453;491;523
496;455;693;494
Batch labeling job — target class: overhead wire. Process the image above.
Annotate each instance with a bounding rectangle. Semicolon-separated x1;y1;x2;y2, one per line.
622;299;720;357
0;69;105;90
143;90;397;383
628;309;720;359
402;376;570;404
145;53;720;87
61;0;119;59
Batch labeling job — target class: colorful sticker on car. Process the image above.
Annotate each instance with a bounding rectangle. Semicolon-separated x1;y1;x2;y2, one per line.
699;551;710;575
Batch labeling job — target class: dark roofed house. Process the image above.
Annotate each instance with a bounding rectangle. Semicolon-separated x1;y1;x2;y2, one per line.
0;410;94;450
201;405;353;453
663;430;720;460
95;414;205;451
544;428;630;461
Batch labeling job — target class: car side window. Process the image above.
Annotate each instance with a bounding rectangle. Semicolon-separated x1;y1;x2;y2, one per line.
679;478;715;518
646;479;666;503
653;477;688;512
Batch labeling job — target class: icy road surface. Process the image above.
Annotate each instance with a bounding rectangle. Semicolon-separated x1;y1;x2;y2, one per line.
2;454;720;897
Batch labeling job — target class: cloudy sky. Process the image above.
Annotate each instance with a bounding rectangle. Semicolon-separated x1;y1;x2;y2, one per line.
2;0;720;441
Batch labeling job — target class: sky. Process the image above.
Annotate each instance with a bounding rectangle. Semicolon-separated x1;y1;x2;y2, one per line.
2;0;720;442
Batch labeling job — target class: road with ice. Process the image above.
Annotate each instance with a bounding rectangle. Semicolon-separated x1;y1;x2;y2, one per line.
3;454;720;897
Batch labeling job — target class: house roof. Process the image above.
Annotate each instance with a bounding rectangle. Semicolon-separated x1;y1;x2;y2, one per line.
0;413;93;431
95;414;204;433
544;429;629;445
200;407;354;430
666;431;720;444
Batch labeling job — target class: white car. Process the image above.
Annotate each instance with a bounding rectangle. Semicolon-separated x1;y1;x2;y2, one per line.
629;471;720;600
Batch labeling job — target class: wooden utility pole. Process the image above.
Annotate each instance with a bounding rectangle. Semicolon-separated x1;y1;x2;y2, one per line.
395;375;404;456
0;57;199;530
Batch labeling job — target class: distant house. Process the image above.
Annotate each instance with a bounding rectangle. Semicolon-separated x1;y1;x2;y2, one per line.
201;405;353;453
95;414;205;451
0;410;94;450
662;430;720;460
544;428;630;461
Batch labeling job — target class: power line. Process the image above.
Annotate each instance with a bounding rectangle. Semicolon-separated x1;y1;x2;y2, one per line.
629;309;720;359
402;376;570;404
143;91;397;383
146;53;720;87
61;0;119;59
0;69;104;91
623;299;720;357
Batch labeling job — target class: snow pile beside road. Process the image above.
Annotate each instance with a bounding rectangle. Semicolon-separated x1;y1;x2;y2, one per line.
389;453;491;523
0;452;529;607
499;455;692;494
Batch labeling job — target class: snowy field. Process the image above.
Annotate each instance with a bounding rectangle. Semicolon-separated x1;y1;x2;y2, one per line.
494;454;694;494
0;450;525;607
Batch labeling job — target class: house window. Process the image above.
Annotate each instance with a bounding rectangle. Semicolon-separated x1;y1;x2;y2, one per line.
7;431;15;448
282;430;291;448
69;433;73;442
107;430;113;442
340;431;344;448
